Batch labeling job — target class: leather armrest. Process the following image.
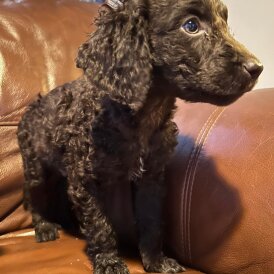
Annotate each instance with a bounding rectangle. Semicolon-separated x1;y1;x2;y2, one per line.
165;89;274;273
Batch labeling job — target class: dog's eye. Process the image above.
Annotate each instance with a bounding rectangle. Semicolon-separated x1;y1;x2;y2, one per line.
182;19;199;34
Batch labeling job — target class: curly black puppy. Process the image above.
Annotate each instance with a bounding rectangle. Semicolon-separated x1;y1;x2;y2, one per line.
17;0;263;273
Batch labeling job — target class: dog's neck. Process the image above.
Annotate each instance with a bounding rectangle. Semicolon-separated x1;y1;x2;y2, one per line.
134;79;176;145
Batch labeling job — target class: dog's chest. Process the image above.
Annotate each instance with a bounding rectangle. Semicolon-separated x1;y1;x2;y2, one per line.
91;104;150;182
92;128;147;182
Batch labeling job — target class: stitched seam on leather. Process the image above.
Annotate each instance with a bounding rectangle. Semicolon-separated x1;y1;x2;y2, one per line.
184;108;223;261
0;122;19;126
186;107;226;263
0;106;27;124
179;107;221;261
180;113;215;261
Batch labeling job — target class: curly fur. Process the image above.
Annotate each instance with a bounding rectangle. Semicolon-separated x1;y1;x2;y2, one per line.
17;0;262;273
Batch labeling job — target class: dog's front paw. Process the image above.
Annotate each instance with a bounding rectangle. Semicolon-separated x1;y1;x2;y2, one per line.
34;221;59;242
94;253;130;274
144;256;186;273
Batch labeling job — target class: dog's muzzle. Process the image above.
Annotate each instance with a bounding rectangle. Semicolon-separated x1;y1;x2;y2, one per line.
105;0;124;10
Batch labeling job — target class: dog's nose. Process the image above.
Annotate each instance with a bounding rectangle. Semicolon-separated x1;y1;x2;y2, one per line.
243;60;264;80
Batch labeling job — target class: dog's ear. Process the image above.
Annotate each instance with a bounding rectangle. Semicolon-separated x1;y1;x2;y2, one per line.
76;0;152;111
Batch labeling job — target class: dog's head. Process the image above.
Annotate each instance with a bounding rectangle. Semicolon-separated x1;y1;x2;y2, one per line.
148;0;263;105
77;0;263;108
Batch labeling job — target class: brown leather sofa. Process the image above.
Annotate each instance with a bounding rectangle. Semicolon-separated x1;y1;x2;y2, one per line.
0;1;273;273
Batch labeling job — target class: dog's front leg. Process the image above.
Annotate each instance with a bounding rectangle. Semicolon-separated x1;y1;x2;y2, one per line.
67;174;129;274
133;126;186;273
133;171;185;273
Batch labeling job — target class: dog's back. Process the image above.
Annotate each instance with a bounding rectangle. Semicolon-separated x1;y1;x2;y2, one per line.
18;77;92;169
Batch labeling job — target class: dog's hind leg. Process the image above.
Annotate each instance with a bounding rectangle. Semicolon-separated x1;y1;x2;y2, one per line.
22;156;60;242
18;128;60;242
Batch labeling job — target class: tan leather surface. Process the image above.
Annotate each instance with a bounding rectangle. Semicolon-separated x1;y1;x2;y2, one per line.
0;229;202;274
0;0;98;123
0;0;273;273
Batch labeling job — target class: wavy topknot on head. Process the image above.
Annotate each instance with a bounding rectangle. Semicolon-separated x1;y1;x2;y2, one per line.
76;0;152;111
